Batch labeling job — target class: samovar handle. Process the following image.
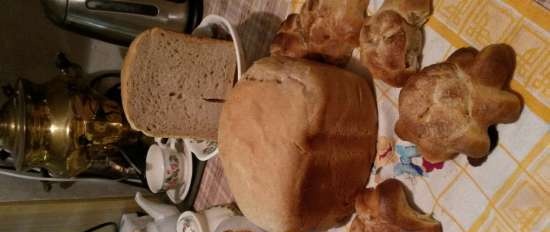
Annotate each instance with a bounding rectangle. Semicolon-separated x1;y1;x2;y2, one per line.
54;52;84;80
55;52;71;73
2;84;14;98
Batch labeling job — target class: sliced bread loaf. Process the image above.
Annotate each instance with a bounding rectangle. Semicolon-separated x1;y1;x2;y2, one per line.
121;28;236;140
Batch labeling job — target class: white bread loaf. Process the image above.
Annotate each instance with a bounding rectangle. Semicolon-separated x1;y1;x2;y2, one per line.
121;28;236;140
218;56;378;232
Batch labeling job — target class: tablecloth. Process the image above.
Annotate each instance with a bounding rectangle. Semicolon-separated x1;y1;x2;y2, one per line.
322;0;549;231
196;0;549;231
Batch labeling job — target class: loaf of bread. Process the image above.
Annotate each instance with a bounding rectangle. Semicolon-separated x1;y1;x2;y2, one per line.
350;179;442;232
395;44;522;162
360;0;432;87
271;0;368;66
218;56;378;232
121;28;236;140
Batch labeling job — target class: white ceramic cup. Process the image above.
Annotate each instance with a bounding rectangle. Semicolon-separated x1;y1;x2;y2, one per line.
203;207;236;232
184;139;219;161
146;138;184;193
177;207;236;232
177;211;207;232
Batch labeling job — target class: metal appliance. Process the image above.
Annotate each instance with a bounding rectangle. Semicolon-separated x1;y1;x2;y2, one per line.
41;0;202;46
0;53;143;178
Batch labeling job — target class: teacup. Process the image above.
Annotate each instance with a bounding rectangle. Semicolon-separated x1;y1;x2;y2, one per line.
184;139;219;161
146;138;184;193
176;211;207;232
177;206;237;232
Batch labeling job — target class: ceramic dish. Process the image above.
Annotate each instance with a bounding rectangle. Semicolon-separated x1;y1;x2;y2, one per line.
146;138;181;193
145;138;193;204
184;139;218;162
214;216;265;232
166;141;193;203
177;211;208;232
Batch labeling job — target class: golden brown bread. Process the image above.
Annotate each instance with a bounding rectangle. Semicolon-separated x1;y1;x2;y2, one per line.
360;0;432;87
379;0;432;26
218;56;377;232
270;0;368;65
350;179;442;232
395;44;522;162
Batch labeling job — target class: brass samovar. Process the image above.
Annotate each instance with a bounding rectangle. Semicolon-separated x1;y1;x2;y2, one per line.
0;54;140;177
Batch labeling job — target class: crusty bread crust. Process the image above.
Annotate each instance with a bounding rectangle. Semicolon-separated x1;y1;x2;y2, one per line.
380;0;432;26
360;0;431;87
350;179;442;232
395;44;522;162
219;56;378;232
270;0;368;66
121;29;150;136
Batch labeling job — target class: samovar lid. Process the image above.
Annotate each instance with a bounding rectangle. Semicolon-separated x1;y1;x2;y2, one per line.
0;79;27;170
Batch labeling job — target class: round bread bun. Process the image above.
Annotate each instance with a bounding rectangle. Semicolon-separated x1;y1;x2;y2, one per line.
218;56;378;232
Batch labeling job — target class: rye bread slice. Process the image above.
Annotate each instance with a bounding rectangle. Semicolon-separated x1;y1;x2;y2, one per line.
121;28;236;140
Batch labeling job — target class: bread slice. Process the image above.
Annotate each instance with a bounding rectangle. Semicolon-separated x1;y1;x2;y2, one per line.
121;28;236;140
